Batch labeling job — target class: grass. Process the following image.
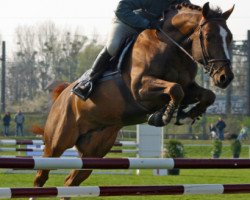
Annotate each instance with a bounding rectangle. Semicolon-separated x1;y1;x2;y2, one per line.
0;139;250;199
0;169;250;200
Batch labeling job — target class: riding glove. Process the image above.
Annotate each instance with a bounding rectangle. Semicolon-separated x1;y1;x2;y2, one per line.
148;20;164;30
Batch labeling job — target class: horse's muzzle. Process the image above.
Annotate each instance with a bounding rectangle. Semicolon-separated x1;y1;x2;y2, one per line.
213;62;234;89
216;71;234;89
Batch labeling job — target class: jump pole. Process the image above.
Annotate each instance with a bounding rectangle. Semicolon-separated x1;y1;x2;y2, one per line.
0;184;250;198
0;148;138;154
0;140;44;145
0;140;138;147
1;157;250;170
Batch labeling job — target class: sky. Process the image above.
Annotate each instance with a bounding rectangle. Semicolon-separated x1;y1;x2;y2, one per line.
0;0;248;55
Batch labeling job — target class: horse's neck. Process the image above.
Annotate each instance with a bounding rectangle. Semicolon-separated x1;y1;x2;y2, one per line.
165;10;202;42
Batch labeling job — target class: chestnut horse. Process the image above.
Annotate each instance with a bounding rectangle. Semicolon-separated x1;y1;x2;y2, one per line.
33;2;234;199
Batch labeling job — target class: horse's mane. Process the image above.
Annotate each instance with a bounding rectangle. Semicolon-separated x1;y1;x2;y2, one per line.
170;2;223;19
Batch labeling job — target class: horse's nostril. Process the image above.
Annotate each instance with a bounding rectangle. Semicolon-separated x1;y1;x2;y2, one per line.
220;75;226;83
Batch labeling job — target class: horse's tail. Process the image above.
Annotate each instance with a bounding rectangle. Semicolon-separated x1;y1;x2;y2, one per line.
31;82;71;136
51;82;71;103
30;124;45;136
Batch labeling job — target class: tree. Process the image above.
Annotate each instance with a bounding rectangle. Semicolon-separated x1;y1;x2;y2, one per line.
61;31;88;81
10;26;38;101
8;22;89;105
77;39;104;77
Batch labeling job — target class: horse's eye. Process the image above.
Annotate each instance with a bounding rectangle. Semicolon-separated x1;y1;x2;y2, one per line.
205;34;212;42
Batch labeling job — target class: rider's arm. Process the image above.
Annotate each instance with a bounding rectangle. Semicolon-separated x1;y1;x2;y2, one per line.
173;0;191;4
115;0;151;30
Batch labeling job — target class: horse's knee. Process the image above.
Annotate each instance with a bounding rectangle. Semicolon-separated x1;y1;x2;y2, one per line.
168;84;184;102
202;90;216;105
46;142;72;157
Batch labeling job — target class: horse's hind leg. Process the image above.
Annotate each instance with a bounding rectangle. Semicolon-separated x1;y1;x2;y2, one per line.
33;125;79;189
29;145;68;200
33;145;66;188
61;126;121;199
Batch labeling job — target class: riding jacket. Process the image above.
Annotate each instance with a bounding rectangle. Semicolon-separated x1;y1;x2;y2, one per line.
115;0;190;30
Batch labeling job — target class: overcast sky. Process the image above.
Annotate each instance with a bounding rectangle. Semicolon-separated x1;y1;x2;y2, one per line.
0;0;248;52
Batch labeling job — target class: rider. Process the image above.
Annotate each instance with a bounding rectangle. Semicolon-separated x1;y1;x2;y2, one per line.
72;0;190;100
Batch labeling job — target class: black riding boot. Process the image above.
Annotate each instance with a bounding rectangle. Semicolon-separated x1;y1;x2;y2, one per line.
72;47;112;100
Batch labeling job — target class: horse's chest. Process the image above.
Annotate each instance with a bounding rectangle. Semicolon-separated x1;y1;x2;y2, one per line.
163;69;193;86
178;73;194;86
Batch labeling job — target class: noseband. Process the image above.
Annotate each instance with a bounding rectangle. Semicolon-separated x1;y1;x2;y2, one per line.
159;18;231;78
198;19;231;77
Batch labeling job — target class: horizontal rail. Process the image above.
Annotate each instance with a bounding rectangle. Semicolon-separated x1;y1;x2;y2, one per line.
0;184;250;198
0;140;138;147
0;148;138;154
1;158;250;170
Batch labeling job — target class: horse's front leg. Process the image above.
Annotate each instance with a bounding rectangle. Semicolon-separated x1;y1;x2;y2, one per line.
137;76;184;127
182;82;216;121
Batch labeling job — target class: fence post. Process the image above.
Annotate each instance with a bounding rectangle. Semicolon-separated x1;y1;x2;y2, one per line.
225;46;233;115
1;41;6;113
247;31;250;116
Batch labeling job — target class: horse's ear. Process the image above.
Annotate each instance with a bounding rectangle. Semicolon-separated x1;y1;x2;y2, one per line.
222;5;235;20
202;2;210;19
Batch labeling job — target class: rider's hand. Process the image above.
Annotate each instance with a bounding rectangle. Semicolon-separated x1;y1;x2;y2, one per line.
148;20;164;30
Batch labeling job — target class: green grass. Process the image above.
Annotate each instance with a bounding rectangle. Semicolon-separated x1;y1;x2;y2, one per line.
0;140;250;199
0;169;250;200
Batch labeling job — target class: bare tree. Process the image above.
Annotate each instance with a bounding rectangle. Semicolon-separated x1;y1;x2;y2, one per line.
10;26;38;101
8;22;88;103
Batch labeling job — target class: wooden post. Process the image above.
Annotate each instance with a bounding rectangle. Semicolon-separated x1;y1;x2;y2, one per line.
225;45;233;115
1;41;6;113
247;31;250;116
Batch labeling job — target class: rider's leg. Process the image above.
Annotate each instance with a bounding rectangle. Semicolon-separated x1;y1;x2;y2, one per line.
72;47;112;97
72;18;138;99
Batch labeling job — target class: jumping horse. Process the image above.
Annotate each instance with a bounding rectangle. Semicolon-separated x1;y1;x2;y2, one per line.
33;2;234;199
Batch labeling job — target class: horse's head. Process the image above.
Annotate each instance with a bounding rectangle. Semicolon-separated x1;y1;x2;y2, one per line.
160;2;234;89
191;3;234;88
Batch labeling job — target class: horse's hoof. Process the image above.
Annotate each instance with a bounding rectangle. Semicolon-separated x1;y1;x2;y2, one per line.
177;110;188;120
175;121;183;126
147;113;165;127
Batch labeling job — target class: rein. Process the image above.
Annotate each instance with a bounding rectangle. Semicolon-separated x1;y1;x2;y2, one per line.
158;27;200;65
158;18;231;78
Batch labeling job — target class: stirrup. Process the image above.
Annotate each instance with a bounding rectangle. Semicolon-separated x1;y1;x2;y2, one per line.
71;81;93;100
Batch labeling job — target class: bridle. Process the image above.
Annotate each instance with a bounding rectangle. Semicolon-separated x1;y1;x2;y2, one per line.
158;18;231;78
198;19;231;77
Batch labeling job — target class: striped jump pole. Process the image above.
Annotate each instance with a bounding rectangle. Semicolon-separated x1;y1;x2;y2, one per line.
0;139;137;147
0;184;250;198
0;148;138;154
113;141;138;147
1;157;250;170
0;140;44;145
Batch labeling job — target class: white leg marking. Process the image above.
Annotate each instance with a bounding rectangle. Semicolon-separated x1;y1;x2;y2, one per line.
219;26;230;59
